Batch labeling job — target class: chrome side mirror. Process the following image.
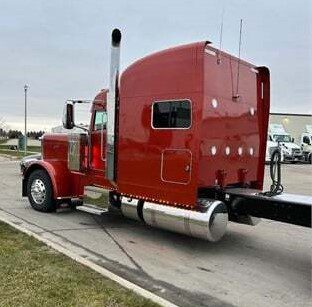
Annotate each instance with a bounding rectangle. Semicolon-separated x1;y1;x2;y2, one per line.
62;101;75;129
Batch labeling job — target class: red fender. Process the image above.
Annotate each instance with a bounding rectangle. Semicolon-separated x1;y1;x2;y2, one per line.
22;160;83;199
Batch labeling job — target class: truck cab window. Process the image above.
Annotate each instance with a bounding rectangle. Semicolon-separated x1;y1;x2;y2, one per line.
152;100;191;129
94;111;107;131
303;136;310;144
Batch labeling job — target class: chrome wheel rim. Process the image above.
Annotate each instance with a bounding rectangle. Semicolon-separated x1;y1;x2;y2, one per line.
31;179;46;205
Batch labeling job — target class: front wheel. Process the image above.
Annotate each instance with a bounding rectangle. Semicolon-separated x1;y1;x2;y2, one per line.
27;169;56;212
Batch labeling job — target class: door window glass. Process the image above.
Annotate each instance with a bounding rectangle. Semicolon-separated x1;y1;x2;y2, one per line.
94;111;107;131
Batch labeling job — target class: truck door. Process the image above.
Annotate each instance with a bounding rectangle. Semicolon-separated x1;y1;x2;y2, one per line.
152;100;192;185
90;110;107;171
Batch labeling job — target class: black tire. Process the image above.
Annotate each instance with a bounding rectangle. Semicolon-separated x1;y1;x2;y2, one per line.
27;169;56;212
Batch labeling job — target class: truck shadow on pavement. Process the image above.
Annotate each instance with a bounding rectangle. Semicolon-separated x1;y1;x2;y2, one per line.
88;210;310;281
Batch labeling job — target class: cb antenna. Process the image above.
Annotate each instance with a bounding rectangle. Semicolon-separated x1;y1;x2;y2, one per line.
217;7;225;64
234;19;243;100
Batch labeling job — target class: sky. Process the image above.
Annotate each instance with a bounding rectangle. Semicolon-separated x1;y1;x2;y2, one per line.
0;0;311;131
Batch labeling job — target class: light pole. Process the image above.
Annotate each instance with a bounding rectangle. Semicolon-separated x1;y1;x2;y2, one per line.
24;84;29;155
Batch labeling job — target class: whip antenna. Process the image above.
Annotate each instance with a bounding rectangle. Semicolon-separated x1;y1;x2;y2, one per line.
217;7;225;64
234;19;243;100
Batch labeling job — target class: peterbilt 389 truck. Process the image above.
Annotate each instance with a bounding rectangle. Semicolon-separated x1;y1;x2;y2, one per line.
22;29;311;242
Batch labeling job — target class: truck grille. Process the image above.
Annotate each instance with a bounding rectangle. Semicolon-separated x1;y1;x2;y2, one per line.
292;148;301;155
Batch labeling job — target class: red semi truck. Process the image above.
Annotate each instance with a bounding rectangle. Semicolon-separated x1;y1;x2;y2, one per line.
22;29;311;242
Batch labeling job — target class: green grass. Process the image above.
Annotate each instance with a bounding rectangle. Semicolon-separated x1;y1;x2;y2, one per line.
0;149;37;158
0;222;159;307
0;144;41;153
27;145;41;152
84;193;109;208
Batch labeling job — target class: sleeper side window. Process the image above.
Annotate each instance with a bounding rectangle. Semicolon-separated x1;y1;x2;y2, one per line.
93;111;107;131
152;100;191;129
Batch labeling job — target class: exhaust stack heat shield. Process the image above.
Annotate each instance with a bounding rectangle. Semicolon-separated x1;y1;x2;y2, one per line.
106;28;122;181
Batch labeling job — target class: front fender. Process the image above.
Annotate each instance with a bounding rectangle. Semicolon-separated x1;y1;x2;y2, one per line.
22;160;72;198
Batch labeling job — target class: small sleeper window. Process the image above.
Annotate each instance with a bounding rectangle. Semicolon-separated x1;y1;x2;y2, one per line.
152;100;191;129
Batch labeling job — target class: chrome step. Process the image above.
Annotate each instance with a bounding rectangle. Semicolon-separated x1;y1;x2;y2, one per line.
77;204;109;216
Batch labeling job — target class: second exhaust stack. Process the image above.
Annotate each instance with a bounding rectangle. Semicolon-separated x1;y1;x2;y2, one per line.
106;28;122;181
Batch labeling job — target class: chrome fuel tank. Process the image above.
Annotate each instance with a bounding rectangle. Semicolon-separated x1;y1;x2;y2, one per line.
120;197;228;242
143;200;228;242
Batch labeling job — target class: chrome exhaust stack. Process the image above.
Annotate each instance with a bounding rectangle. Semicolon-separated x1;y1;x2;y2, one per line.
121;198;228;242
106;28;122;182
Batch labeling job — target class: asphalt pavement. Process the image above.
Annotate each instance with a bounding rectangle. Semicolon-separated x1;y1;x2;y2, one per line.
0;158;311;307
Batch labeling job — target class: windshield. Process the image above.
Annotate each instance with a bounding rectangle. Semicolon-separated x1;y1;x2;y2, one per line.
273;134;292;142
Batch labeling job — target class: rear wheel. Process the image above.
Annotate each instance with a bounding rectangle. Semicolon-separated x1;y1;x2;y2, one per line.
27;169;56;212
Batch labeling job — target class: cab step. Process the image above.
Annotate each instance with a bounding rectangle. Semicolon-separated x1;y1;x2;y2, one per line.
77;204;109;216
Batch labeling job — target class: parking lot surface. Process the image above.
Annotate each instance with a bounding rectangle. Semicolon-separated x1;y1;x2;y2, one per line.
0;159;311;307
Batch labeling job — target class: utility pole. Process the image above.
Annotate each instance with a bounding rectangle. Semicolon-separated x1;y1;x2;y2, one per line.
24;84;29;155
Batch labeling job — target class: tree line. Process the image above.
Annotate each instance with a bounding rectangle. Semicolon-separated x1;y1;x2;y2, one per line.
0;129;45;139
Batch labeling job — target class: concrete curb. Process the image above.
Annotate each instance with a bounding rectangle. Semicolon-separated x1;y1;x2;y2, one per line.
0;210;179;307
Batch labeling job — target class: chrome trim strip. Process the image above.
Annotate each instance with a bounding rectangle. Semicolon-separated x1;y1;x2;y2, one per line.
250;67;259;73
261;82;264;99
56;195;84;200
100;112;106;162
204;49;216;56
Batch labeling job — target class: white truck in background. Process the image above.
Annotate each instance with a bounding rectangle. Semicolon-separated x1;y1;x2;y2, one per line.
300;125;312;164
265;135;278;162
268;124;304;163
